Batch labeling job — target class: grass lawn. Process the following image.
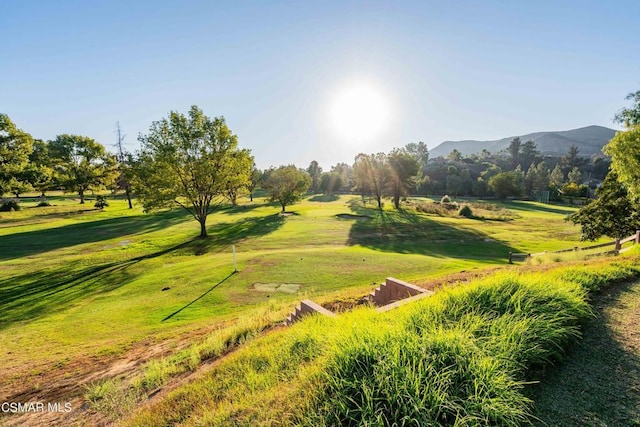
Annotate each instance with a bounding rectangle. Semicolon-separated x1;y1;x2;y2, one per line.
0;193;595;423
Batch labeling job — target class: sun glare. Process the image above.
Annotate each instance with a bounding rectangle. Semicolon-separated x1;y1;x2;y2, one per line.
329;81;391;143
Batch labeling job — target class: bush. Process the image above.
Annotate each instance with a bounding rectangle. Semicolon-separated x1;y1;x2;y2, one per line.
0;199;20;211
36;196;51;207
415;202;449;216
440;194;451;204
94;195;109;209
458;205;473;218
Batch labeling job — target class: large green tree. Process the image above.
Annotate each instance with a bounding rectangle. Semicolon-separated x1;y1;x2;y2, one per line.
0;114;34;196
306;160;322;194
387;149;419;209
568;170;640;240
488;170;524;199
134;106;250;237
264;165;310;212
223;148;254;206
49;134;117;203
353;153;388;209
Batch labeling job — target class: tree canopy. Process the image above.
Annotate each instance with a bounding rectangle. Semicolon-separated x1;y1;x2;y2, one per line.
264;165;310;212
48;134;117;203
134;106;251;237
0;114;34;196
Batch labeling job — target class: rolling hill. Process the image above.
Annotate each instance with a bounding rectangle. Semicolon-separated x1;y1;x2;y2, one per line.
429;125;618;158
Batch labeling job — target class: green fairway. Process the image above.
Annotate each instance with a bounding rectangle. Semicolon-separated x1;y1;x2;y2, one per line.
0;194;590;412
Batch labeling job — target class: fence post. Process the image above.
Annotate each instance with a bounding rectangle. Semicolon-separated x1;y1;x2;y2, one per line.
614;239;621;255
636;230;640;245
508;252;513;264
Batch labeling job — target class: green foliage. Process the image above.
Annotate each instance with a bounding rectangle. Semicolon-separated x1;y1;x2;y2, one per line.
458;204;473;218
387;149;419;209
263;165;311;212
489;170;524;199
568;170;640;240
306;160;323;194
353;152;388;209
319;172;343;195
0;114;34;196
0;199;21;211
614;89;640;128
440;194;451;204
94;195;109;209
48;134;117;203
605;126;640;200
134;106;252;237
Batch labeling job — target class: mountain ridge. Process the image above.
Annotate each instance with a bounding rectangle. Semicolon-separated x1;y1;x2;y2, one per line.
429;125;618;158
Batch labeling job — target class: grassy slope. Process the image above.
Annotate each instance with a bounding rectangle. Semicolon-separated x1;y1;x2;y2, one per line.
0;194;589;420
121;255;640;426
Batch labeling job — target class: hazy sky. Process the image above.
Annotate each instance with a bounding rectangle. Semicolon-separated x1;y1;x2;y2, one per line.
2;0;639;170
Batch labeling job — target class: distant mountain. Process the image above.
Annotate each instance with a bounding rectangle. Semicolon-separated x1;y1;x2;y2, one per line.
429;125;618;159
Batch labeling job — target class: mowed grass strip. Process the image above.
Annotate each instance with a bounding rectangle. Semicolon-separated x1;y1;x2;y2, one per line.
121;255;640;426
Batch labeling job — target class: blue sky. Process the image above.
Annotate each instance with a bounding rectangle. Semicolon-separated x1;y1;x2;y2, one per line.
2;0;639;170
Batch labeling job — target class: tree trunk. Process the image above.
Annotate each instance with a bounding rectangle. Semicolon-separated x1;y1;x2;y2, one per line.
79;189;85;204
376;195;382;210
125;187;132;209
250;192;253;202
393;194;400;210
199;219;208;238
281;202;286;212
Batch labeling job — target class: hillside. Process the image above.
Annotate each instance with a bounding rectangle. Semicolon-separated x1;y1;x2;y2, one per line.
429;125;618;158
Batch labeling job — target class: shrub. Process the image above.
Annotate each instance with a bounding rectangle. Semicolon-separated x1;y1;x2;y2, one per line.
458;205;473;218
415;202;449;216
440;194;451;204
36;197;51;207
94;195;109;209
0;199;20;211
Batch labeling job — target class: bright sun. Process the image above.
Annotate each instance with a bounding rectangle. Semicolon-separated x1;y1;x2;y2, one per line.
328;81;391;143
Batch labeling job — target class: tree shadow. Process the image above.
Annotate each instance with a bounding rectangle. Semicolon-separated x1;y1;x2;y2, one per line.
308;194;339;202
346;202;518;259
527;279;640;425
162;272;235;322
504;201;575;216
0;240;194;330
0;209;192;261
218;203;266;215
182;214;286;255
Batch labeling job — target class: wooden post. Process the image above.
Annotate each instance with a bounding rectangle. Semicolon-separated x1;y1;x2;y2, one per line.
508;252;513;264
636;230;640;245
232;245;238;272
614;239;621;256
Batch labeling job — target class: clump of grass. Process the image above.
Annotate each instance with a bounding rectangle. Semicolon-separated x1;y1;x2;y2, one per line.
458;204;473;218
85;379;138;420
309;273;591;426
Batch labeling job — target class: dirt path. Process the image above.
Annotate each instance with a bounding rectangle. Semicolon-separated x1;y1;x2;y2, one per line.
529;278;640;425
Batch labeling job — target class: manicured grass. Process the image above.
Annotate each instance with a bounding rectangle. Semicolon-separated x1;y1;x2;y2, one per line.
0;193;593;421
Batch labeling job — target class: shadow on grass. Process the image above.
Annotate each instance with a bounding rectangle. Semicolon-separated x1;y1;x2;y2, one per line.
0;240;194;330
308;194;339;202
188;214;286;255
0;209;192;261
219;203;266;215
527;279;640;425
504;200;575;216
162;272;235;322
347;201;518;259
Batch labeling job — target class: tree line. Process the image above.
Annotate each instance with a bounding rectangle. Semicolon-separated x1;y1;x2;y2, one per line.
2;89;638;240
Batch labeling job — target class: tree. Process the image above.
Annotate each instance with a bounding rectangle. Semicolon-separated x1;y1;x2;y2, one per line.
488;170;523;199
549;164;564;187
568;170;640;240
447;149;463;162
614;89;640;128
567;166;583;185
114;122;133;209
353;153;388;209
387;149;419;209
223;149;253;206
306;160;322;194
0;114;34;196
247;164;262;202
507;137;521;170
525;162;550;195
561;145;586;174
264;165;310;212
134;106;250;237
22;139;54;197
319;172;343;195
520;140;541;170
49;134;117;203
